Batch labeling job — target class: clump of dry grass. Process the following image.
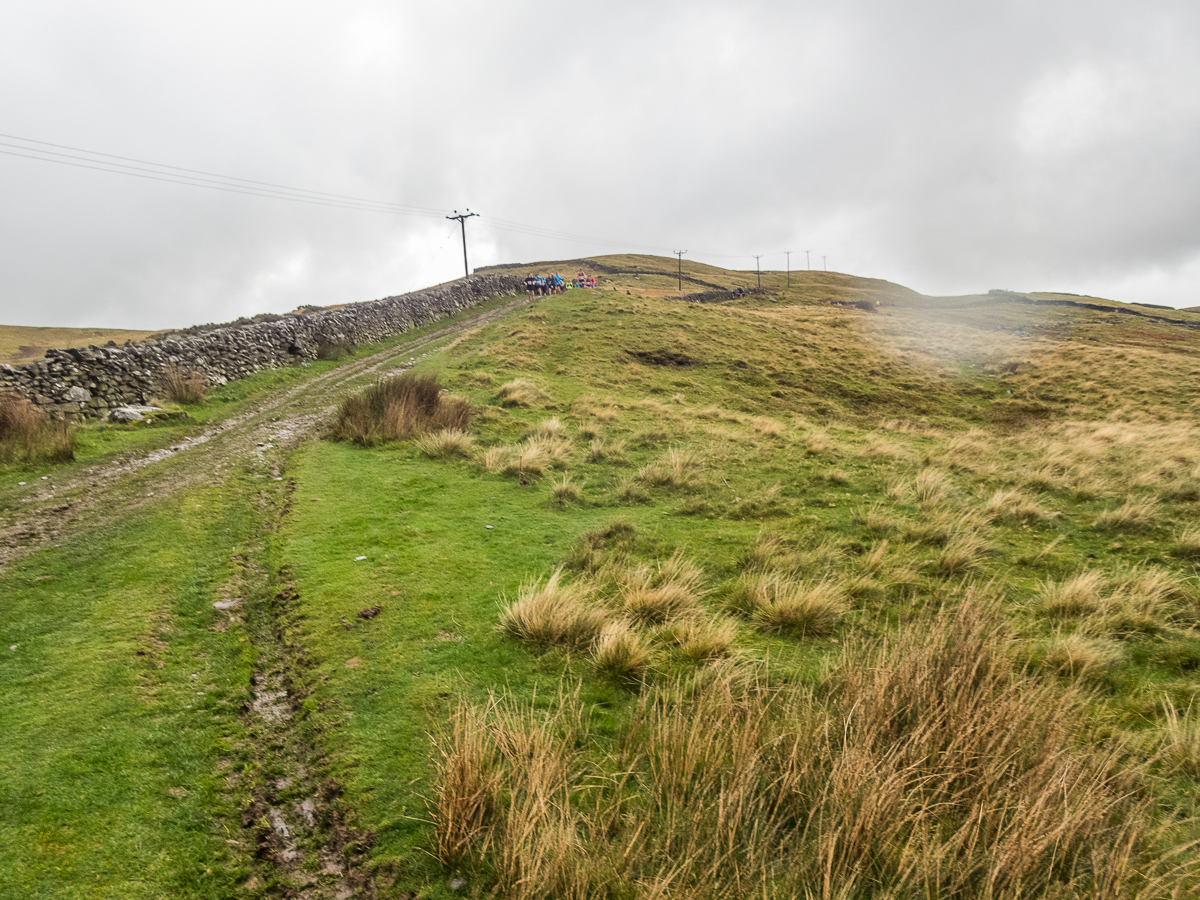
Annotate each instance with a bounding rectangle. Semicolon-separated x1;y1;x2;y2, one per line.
590;620;652;683
852;502;901;537
482;440;567;483
618;553;705;625
523;417;568;443
1038;631;1124;681
569;394;618;422
725;571;847;637
804;427;834;456
548;475;581;506
315;336;356;360
429;700;499;868
914;467;953;506
1039;571;1106;618
983;488;1055;523
332;373;470;445
0;394;75;463
1160;701;1200;779
1171;526;1200;560
415;428;474;459
750;415;784;436
497;567;608;650
494;378;548;408
637;448;700;489
904;506;988;548
159;364;211;404
438;598;1176;898
615;476;649;504
1093;495;1160;531
585;436;626;464
657;616;737;664
931;532;991;577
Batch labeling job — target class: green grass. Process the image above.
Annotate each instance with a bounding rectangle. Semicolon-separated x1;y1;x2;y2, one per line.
10;264;1200;896
290;284;1200;895
0;482;260;898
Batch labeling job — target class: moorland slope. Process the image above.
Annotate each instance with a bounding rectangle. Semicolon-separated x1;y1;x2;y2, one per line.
4;257;1200;899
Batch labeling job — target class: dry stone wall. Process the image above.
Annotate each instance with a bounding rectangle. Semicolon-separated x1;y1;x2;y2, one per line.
0;274;523;418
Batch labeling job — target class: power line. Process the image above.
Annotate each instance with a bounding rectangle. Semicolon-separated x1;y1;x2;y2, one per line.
0;133;831;274
0;144;449;219
0;132;444;215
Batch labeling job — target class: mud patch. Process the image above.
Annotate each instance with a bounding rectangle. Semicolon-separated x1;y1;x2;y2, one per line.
626;348;697;367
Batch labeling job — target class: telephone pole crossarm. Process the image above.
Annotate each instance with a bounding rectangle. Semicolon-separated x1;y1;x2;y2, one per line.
446;209;480;280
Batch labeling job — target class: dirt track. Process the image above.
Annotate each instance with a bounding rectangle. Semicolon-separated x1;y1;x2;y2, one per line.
0;295;527;571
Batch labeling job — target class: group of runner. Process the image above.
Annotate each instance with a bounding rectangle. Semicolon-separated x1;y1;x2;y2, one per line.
523;270;598;298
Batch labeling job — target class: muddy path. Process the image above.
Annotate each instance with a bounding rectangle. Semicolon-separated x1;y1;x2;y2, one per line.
0;295;527;571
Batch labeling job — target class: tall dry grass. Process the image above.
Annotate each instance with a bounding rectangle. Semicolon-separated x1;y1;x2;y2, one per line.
497;567;608;651
332;373;470;445
432;596;1191;898
0;394;75;463
159;364;212;404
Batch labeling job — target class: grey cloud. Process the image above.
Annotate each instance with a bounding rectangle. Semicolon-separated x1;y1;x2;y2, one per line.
2;0;1198;328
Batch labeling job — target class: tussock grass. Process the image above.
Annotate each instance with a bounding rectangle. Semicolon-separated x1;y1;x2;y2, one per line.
914;466;953;506
658;616;737;664
332;372;470;445
429;701;499;868
585;436;626;464
548;475;581;506
1160;702;1200;779
932;532;991;576
1170;526;1200;560
1039;631;1124;681
590;620;652;683
983;487;1055;523
315;336;356;360
0;394;75;463
725;570;847;637
494;377;548;408
1094;495;1160;531
904;506;988;548
159;364;211;404
852;502;902;537
804;427;834;455
414;428;474;459
482;440;567;482
497;567;608;650
523;416;568;443
437;598;1181;898
750;415;784;436
636;447;700;489
569;393;618;422
1040;571;1106;618
618;553;705;625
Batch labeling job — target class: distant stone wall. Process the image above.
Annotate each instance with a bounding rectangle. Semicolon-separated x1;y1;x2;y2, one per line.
668;287;771;303
0;274;523;418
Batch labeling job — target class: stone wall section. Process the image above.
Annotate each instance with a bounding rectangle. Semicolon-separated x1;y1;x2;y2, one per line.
0;274;523;418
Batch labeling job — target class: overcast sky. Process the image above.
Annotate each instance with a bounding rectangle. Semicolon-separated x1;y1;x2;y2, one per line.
2;1;1198;329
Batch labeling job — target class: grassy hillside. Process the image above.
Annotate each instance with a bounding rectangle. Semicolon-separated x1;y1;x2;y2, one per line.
0;324;162;366
4;261;1200;898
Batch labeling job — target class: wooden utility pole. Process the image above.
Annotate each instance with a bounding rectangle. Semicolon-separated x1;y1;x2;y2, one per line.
785;251;791;288
753;254;762;288
446;209;479;279
674;250;687;291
